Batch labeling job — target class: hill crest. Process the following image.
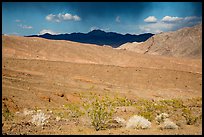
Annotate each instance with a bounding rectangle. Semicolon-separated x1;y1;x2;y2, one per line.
26;30;154;48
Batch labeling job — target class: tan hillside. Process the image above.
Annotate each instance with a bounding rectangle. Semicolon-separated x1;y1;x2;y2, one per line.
118;24;202;58
2;35;201;73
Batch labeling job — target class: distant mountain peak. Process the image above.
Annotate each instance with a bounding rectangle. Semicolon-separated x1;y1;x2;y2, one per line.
88;29;106;34
42;33;52;35
26;30;154;48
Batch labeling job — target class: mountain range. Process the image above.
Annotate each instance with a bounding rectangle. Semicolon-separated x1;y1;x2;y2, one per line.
26;30;154;48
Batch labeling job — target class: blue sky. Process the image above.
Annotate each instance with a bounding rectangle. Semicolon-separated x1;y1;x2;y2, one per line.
2;2;202;36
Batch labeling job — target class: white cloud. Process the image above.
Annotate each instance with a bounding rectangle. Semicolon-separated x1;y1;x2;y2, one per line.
39;29;58;35
161;16;183;23
144;16;157;23
23;25;33;29
46;14;56;22
116;16;120;23
139;22;174;34
184;16;202;22
90;26;110;32
45;13;81;22
140;15;201;34
18;24;33;29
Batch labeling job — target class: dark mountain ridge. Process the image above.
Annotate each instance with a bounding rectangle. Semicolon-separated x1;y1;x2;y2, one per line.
26;29;154;48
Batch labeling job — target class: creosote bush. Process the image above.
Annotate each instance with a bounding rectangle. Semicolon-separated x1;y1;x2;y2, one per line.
134;99;159;121
113;96;133;106
3;105;14;121
83;95;115;131
63;103;84;118
182;107;199;125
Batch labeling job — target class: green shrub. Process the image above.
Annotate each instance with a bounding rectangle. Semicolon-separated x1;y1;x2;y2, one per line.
83;96;115;131
182;107;199;125
64;103;84;118
3;105;13;121
134;99;156;121
113;96;133;106
134;99;184;122
159;99;183;109
138;111;155;122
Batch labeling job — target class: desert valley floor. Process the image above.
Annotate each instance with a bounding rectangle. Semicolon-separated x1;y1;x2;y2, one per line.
2;35;202;135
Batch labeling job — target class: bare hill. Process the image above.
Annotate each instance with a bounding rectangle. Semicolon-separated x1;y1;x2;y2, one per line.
2;35;201;73
118;24;202;58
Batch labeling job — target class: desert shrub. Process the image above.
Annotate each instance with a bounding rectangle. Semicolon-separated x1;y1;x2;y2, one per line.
186;97;202;107
159;118;178;130
114;117;126;127
64;103;84;118
135;99;157;121
3;105;13;121
138;111;155;122
83;95;115;131
113;96;133;106
133;99;184;122
82;94;201;128
52;108;70;120
182;107;199;125
125;115;151;129
30;110;50;126
155;113;169;124
153;103;169;114
121;97;201;126
159;99;184;112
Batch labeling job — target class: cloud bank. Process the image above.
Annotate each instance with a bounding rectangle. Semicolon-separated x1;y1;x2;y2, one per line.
90;26;110;32
161;16;183;23
140;15;201;34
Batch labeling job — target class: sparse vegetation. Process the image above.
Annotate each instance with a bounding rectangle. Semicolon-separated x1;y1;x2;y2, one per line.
134;99;160;121
159;118;178;130
83;95;115;131
63;103;84;118
30;110;50;126
80;93;202;130
2;91;201;134
3;105;14;121
182;107;199;125
125;115;151;129
131;97;202;126
155;113;169;124
113;96;133;106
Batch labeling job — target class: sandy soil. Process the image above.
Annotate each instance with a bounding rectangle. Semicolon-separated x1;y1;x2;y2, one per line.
2;35;202;135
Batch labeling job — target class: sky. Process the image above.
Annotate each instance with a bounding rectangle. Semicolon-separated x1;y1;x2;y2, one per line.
2;2;202;36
